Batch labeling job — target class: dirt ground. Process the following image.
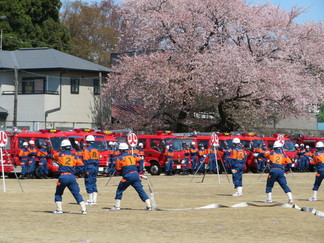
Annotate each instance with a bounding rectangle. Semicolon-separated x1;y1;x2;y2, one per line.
0;172;324;243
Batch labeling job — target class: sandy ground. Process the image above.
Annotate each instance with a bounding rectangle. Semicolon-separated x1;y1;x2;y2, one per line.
0;172;324;243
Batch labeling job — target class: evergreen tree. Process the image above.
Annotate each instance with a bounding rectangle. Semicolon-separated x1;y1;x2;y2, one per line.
0;0;71;51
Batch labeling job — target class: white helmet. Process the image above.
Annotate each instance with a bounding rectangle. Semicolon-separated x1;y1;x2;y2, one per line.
109;141;114;146
139;143;143;147
300;143;304;147
86;135;95;142
61;139;71;147
273;141;283;148
306;145;310;149
75;141;79;145
232;138;240;144
191;141;196;145
315;141;324;148
29;140;35;145
118;142;129;150
295;144;299;148
166;145;170;150
23;142;28;146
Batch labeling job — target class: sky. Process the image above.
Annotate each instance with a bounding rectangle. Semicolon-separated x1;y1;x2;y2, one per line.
83;0;323;23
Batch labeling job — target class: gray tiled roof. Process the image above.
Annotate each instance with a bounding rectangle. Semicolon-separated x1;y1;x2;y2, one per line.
0;106;8;115
0;48;113;72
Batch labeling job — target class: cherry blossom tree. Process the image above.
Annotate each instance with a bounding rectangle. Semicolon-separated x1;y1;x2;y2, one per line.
103;0;324;132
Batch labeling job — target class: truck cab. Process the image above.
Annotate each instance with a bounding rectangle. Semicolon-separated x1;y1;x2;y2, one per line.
137;131;184;175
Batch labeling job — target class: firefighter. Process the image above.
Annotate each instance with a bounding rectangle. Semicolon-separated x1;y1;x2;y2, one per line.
83;135;99;205
111;143;151;210
222;143;232;174
18;142;29;179
264;140;294;203
304;145;313;172
309;141;324;202
297;143;307;172
137;143;145;174
164;145;174;176
37;143;49;179
208;143;219;174
254;143;270;173
190;142;198;173
197;144;207;173
53;139;87;215
182;143;190;175
27;140;37;179
230;138;246;196
108;141;116;175
73;141;84;178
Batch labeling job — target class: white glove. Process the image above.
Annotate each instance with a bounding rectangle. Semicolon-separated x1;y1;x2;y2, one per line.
291;164;295;168
231;169;236;174
140;175;147;180
203;155;207;158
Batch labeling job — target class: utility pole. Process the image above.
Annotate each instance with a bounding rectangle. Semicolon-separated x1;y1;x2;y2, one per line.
13;67;18;127
99;72;103;130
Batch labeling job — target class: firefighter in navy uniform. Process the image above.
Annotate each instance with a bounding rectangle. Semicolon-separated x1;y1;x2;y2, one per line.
18;142;29;179
190;142;198;173
83;135;99;205
72;141;84;178
208;144;220;174
107;141;117;175
53;139;87;214
137;143;145;174
264;141;294;203
182;143;190;175
27;140;37;179
111;143;151;210
230;138;246;196
37;143;49;179
309;142;324;202
164;145;174;176
222;143;232;174
197;144;207;174
254;143;270;173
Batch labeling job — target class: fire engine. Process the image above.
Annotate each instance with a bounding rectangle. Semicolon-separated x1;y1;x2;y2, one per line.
64;129;110;175
2;129;68;178
137;131;185;175
291;134;324;149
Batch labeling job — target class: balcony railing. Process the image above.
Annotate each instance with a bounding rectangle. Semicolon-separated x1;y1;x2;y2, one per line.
2;90;59;95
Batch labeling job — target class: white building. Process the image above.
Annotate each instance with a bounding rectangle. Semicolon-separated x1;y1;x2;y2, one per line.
0;47;113;130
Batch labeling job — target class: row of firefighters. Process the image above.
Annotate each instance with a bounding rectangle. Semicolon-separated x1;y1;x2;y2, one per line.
164;142;315;175
17;140;145;179
17;139;314;179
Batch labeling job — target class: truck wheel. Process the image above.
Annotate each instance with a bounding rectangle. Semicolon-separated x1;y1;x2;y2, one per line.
7;173;16;178
149;163;161;175
35;167;41;179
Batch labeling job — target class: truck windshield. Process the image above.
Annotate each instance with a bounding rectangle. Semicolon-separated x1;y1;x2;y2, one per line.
93;135;108;151
50;137;68;152
283;140;296;152
164;138;182;151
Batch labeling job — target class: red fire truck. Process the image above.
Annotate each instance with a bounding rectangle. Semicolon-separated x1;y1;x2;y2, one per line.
137;131;185;175
291;134;324;149
261;134;297;158
3;129;68;178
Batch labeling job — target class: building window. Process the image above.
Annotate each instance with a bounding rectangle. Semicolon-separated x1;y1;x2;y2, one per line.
94;79;100;95
71;78;80;94
19;77;45;94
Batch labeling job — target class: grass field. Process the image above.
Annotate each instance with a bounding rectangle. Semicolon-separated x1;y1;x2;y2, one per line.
0;172;323;243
